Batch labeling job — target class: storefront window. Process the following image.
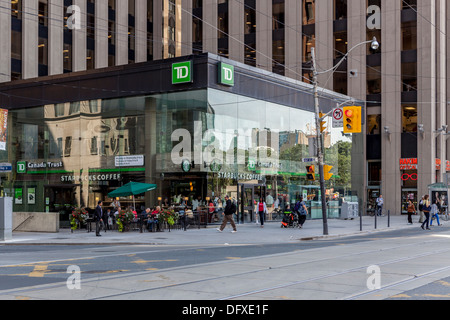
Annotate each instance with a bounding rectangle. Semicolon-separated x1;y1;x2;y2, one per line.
5;87;360;223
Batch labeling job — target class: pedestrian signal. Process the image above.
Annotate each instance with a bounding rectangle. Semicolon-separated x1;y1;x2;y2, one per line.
324;165;333;181
306;165;315;181
343;106;362;133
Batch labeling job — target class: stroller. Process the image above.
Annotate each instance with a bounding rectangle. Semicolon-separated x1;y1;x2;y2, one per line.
281;210;299;228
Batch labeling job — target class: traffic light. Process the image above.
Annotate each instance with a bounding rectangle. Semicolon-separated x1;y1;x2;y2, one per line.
324;165;334;181
343;106;362;133
306;165;315;181
319;112;327;133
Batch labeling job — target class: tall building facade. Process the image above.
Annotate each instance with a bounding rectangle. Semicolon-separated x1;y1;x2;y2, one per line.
0;0;448;215
182;0;449;215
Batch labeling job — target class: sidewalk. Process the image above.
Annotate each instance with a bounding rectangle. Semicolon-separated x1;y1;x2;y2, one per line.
1;214;448;246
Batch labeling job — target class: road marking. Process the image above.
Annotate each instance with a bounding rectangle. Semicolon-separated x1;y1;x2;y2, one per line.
28;264;49;278
131;259;177;264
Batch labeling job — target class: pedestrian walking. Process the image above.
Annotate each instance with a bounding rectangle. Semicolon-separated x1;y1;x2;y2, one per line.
376;194;384;216
418;195;425;223
257;199;267;228
94;201;103;236
216;195;237;233
407;199;416;225
430;198;442;226
421;195;431;230
296;197;308;228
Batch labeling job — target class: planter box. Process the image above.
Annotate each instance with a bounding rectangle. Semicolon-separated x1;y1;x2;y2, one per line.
13;212;59;233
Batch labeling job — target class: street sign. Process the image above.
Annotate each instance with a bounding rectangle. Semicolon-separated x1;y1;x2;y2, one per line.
332;107;344;128
0;163;12;173
302;157;318;163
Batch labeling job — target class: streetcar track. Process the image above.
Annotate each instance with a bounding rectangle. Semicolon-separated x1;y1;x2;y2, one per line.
1;232;450;300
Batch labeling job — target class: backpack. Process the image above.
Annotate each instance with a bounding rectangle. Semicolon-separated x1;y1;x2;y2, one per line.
299;202;307;216
230;202;237;214
293;201;301;213
259;202;264;212
418;200;423;211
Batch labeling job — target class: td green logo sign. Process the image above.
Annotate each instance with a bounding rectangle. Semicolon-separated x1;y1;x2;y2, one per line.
218;62;234;86
17;161;26;173
172;61;193;84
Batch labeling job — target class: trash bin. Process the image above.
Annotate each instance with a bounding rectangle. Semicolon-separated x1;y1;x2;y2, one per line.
0;197;13;241
340;202;359;220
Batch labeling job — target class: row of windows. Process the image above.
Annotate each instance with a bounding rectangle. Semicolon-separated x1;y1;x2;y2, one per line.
10;0;154;80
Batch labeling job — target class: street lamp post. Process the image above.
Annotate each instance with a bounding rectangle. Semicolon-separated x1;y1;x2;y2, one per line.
310;37;379;236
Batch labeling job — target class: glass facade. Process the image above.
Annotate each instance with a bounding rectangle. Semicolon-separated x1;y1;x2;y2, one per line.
1;86;360;225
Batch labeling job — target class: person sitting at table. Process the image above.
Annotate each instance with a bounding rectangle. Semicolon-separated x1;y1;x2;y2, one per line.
148;206;161;231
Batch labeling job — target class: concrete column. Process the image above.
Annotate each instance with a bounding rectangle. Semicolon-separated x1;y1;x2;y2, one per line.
228;0;244;63
153;0;163;60
175;0;182;57
285;0;301;80
417;0;437;197
348;0;368;214
145;97;157;207
0;0;11;83
48;0;63;75
203;0;218;55
181;0;193;56
135;0;147;62
73;0;87;72
0;198;13;241
116;0;129;65
381;0;402;214
447;0;450;166
315;1;333;89
95;0;109;68
23;0;38;79
256;0;271;72
437;0;447;182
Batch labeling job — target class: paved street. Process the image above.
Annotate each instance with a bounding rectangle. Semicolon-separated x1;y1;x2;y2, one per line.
1;215;450;302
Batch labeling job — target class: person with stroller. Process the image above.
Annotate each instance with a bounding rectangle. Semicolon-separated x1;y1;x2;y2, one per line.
294;197;308;228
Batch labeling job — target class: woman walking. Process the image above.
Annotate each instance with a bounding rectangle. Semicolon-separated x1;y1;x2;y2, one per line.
421;195;431;230
430;198;442;226
407;199;416;225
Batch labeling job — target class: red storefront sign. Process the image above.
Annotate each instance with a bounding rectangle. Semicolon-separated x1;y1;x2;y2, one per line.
399;158;418;170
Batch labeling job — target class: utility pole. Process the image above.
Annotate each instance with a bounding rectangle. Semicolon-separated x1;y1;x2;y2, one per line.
311;47;328;236
309;37;379;236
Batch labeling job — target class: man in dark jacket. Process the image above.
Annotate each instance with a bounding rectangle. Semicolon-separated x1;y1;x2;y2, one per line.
94;201;103;236
216;195;237;233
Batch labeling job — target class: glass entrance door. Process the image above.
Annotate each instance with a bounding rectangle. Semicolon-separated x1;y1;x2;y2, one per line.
238;183;266;223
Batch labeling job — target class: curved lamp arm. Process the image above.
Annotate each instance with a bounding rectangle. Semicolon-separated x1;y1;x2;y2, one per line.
315;37;379;75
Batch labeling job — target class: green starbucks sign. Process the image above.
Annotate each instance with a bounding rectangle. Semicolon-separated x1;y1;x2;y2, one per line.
172;61;193;84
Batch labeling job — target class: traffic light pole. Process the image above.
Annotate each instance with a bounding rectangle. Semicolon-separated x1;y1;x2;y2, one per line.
311;47;328;236
309;38;379;236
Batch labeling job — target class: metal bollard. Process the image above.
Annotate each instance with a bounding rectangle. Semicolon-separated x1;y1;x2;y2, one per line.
374;209;377;229
388;210;390;227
